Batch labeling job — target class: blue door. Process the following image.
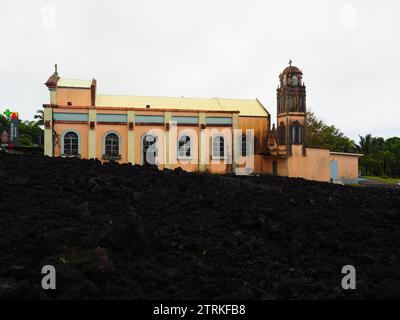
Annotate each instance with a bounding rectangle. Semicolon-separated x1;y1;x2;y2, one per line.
330;160;338;181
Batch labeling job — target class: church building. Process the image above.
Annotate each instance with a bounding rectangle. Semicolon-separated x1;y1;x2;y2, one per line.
43;63;361;184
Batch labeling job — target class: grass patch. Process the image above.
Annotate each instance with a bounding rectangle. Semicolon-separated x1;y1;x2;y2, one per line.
363;176;399;185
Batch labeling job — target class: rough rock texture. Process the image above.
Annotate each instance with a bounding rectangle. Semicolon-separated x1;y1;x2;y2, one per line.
0;153;399;299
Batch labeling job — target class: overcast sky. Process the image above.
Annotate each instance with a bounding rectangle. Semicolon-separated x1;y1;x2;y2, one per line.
0;0;399;141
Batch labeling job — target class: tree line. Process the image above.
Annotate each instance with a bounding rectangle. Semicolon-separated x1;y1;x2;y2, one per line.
306;110;400;178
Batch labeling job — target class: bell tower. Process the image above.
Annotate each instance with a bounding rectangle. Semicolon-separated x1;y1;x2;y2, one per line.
276;60;306;156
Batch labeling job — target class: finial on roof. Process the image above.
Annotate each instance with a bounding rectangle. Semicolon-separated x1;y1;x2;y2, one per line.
289;59;292;66
54;63;58;76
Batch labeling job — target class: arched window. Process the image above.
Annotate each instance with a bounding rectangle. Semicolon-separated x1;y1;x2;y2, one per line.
241;134;247;156
291;123;303;145
277;99;281;114
212;135;225;159
104;133;120;157
178;135;192;159
292;75;298;86
290;96;295;112
278;123;286;145
63;131;79;156
279;97;284;114
142;134;158;165
299;96;305;112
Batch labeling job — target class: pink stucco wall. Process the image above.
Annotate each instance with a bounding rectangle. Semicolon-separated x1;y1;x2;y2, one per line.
288;146;331;182
96;124;128;163
47;79;363;183
57;88;92;106
53;123;89;159
170;126;200;172
51;106;235;173
330;153;360;181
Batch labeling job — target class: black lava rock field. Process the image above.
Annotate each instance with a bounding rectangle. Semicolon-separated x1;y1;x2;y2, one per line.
1;152;400;300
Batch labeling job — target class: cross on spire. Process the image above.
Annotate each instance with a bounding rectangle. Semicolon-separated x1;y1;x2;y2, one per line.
54;63;58;76
289;59;292;66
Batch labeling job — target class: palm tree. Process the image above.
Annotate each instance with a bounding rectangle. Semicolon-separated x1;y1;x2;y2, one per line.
357;134;373;154
34;110;44;126
357;134;384;154
23;120;36;126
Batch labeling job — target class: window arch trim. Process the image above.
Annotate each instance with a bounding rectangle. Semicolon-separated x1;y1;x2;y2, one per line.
290;96;295;111
241;134;247;157
61;129;81;157
211;134;227;160
140;133;159;165
177;133;194;160
278;122;286;146
102;131;122;159
291;122;304;145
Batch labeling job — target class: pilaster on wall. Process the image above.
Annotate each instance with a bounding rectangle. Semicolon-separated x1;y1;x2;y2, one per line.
44;107;53;156
50;88;57;106
286;156;290;177
286;115;291;156
199;112;206;172
88;109;97;159
303;113;307;157
232;114;239;173
127;110;135;164
164;112;172;169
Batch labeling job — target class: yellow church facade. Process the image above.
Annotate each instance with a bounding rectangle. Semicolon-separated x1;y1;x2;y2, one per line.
43;64;361;183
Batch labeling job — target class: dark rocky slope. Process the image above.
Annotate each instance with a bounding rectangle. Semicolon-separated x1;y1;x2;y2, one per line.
0;152;399;299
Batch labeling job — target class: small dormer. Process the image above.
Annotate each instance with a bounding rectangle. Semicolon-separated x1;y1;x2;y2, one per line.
45;64;96;106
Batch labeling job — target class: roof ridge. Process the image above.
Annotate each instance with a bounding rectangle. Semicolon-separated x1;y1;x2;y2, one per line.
215;98;225;111
217;97;258;101
255;98;270;117
59;77;92;81
97;94;217;100
97;94;259;102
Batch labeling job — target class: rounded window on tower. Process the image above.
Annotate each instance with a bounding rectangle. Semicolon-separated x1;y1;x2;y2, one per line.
292;75;298;86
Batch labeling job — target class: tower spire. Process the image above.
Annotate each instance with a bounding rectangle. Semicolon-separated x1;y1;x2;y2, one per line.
53;63;58;76
276;63;306;156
